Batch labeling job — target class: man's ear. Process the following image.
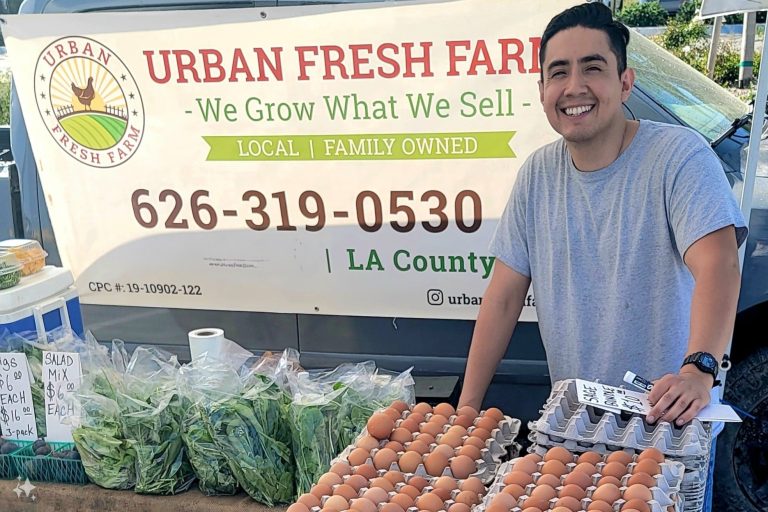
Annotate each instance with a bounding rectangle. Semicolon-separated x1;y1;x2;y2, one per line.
539;79;544;104
621;67;635;103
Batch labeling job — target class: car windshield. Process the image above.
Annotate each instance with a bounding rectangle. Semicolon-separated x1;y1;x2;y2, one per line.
628;29;749;141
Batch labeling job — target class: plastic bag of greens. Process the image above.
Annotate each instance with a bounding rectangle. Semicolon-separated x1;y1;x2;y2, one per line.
372;366;416;408
117;346;194;495
177;356;240;496
69;336;136;489
202;354;296;505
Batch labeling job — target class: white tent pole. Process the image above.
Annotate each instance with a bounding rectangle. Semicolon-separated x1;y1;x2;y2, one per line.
707;16;722;79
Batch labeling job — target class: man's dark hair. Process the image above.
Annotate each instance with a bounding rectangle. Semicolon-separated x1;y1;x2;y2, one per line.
539;2;630;79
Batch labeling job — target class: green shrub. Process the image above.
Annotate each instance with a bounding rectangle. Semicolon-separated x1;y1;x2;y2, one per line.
617;1;668;27
0;73;10;125
675;0;700;24
661;18;708;50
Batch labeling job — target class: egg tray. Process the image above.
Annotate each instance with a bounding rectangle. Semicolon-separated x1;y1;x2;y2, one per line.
532;380;711;458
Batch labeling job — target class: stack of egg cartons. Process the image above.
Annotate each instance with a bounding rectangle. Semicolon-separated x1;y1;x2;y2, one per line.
528;379;711;512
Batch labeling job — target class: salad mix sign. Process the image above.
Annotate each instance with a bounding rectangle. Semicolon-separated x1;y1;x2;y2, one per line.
3;0;573;319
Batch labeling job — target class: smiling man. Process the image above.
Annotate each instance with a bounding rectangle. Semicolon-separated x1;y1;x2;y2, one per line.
458;3;747;511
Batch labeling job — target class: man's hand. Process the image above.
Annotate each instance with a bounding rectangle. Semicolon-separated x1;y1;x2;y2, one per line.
646;368;712;426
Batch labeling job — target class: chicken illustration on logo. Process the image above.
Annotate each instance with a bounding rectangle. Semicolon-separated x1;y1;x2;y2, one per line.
35;36;145;168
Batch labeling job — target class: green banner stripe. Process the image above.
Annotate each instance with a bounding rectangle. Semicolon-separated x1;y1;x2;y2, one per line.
740;61;754;67
203;132;516;161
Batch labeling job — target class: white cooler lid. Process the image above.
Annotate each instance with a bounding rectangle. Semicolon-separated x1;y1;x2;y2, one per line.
0;266;75;313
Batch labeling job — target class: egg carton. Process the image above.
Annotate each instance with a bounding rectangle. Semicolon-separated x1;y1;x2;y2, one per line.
532;380;711;458
477;490;681;512
426;414;521;452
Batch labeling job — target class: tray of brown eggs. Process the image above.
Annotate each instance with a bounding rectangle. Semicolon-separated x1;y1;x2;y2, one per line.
476;446;684;512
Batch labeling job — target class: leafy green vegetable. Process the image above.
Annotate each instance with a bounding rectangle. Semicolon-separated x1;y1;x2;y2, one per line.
181;402;238;496
290;393;342;496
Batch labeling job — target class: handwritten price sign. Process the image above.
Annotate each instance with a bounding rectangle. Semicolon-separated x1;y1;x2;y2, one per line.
42;352;82;442
0;353;38;440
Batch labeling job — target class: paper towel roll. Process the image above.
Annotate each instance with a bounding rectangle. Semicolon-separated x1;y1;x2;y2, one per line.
188;328;225;360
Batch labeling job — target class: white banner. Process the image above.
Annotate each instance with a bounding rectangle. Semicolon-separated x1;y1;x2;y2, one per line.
700;0;768;17
2;0;576;320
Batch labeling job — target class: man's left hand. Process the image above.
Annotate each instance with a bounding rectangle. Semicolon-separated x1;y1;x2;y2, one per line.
646;368;712;426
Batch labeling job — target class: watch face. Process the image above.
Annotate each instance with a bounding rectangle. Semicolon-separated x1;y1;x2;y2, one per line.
701;354;717;370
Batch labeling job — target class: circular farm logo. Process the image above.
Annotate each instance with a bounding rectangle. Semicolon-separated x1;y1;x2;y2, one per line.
34;36;145;168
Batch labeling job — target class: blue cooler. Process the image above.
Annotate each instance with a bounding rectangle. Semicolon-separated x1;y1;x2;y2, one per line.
0;266;84;339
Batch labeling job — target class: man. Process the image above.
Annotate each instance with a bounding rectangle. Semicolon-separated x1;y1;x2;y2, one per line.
459;3;746;510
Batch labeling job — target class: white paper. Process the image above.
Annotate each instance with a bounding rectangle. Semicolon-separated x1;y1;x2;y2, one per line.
188;328;253;370
575;379;742;423
42;352;82;442
0;353;39;440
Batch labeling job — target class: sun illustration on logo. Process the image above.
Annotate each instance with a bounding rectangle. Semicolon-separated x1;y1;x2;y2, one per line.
35;36;145;168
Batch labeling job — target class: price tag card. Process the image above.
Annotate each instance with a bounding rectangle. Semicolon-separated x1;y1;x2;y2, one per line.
575;379;742;422
0;353;38;440
42;352;82;442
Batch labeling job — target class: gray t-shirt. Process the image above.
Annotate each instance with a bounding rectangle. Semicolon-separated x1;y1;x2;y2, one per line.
490;120;748;387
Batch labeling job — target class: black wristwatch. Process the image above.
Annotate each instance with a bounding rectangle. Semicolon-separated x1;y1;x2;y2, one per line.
682;352;721;386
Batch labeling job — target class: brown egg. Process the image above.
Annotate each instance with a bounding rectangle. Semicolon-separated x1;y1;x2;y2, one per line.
586;501;614;512
399;418;421;433
407;476;430;491
555;495;583;512
623;484;653;502
432;487;452;501
383;471;405;485
407;440;430;455
380;503;405;512
287;503;310;512
429;414;449;426
601;461;628;480
484;407;505;422
524;453;544;463
535;473;561;488
433;444;456;459
530;483;557;501
447;424;468;436
407;412;426;424
370;477;395;492
559;483;586;500
362;487;389;504
319;472;343;486
469;427;491;441
563;469;592;489
501;483;526;499
397;451;423;473
449;503;471;512
373;448;398;470
351;499;378;512
606;450;634;466
434;403;456;417
356;436;380;451
455;490;480;506
633;459;660;477
391;400;409;413
591;483;621;504
463;436;486;450
310;483;333;499
456;405;478;417
476;416;499;433
344;474;368;492
424;451;449;476
460;476;485;496
627;472;656;487
520;496;550;511
432;476;456;491
574;462;598;476
384;441;405;453
416;433;436;445
637;448;664;464
622;499;651;512
398;484;420;499
323;495;349;512
334;484;359;501
490;492;517;510
297;494;321;509
331;461;353;476
541;459;567;477
450;455;477;479
520;508;543;512
390;493;414;511
348;448;371;467
503;470;534;487
390;427;413;445
383;408;403;422
420;422;444;437
597;475;622;488
578;451;604;465
544;446;574;465
366;412;395;439
457;444;482;461
438;433;463;449
415;492;444;512
412;402;433;415
452;415;475;429
552;507;574;512
354;464;377;480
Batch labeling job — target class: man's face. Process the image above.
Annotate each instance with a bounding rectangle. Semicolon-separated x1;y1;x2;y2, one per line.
539;27;634;143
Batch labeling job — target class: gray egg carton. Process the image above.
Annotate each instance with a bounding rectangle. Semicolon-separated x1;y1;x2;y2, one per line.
533;379;711;458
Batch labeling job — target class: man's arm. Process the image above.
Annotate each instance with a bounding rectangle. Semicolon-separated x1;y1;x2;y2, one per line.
458;260;531;411
647;225;741;424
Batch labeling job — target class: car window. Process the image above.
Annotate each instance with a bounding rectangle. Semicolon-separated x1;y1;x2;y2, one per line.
628;29;748;141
